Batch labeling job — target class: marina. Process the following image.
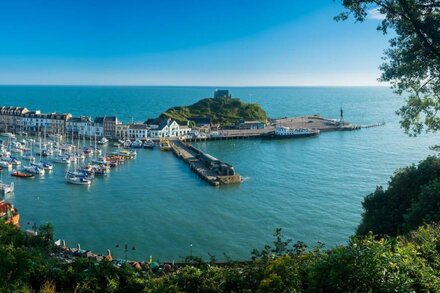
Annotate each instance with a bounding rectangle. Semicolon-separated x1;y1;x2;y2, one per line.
0;86;435;261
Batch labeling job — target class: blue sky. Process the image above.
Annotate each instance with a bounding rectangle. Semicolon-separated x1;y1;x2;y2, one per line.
0;0;389;86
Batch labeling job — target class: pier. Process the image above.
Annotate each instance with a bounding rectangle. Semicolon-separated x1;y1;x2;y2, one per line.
170;140;241;186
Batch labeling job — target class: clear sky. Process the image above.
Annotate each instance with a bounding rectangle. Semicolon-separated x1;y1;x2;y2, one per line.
0;0;389;86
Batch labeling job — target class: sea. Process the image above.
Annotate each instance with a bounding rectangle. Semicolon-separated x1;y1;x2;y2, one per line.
0;86;437;261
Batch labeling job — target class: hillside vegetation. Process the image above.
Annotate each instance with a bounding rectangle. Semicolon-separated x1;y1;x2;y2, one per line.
0;222;439;292
1;157;440;292
159;96;268;126
357;156;440;236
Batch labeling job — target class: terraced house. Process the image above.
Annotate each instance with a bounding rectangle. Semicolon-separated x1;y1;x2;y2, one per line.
0;106;29;133
21;111;72;135
94;116;120;138
66;116;92;137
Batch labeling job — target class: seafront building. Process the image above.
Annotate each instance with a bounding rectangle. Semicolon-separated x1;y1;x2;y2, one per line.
20;110;72;135
128;124;148;139
94;116;121;139
116;124;129;139
66;116;92;136
0;106;29;133
0;105;192;140
146;119;191;138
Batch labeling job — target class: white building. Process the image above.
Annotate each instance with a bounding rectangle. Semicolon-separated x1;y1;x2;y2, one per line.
66;116;92;137
148;119;191;138
81;123;104;137
21;111;71;135
128;124;148;139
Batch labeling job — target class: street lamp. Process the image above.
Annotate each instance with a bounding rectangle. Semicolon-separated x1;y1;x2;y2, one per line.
115;243;136;263
190;242;193;258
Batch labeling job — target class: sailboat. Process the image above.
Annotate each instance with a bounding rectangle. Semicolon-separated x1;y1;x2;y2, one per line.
0;182;14;194
23;164;45;175
21;140;35;162
0;171;14;194
65;163;92;185
32;138;53;171
0;160;12;169
65;174;92;185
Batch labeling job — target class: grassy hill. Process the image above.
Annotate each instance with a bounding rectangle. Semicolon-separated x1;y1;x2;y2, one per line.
159;96;268;126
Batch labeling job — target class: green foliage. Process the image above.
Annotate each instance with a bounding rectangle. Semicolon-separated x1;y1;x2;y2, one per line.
309;228;440;292
1;222;440;292
357;155;440;236
159;96;268;126
338;0;440;135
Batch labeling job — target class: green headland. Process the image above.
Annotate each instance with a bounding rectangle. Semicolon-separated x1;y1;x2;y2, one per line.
159;95;268;126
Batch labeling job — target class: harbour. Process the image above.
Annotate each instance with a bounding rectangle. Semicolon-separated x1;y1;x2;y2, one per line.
0;86;437;261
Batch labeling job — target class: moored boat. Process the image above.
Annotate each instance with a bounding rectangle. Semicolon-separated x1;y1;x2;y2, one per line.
159;138;172;151
52;155;71;164
5;157;21;166
131;139;143;148
0;132;15;139
262;126;320;139
21;153;35;162
0;182;14;194
143;139;155;149
97;137;108;145
31;161;53;171
68;170;94;179
11;170;35;178
23;165;45;175
0;160;12;169
65;174;92;185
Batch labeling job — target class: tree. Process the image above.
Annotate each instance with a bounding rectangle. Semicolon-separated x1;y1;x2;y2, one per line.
337;0;440;135
357;156;440;236
405;178;440;230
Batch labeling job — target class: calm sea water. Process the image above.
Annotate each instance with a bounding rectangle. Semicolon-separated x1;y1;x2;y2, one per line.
0;86;437;261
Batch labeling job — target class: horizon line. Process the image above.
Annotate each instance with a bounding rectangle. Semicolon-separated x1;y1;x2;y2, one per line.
0;83;389;88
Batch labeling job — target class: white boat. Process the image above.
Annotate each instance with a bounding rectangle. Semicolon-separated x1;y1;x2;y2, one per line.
263;126;320;139
67;170;93;179
10;148;23;154
91;157;107;165
49;134;63;141
31;161;53;171
23;165;45;175
143;139;155;149
130;139;143;148
112;149;136;158
0;161;12;168
0;133;15;139
21;153;35;162
75;152;86;160
97;137;108;145
11;141;23;149
52;156;71;164
5;157;21;166
65;175;91;185
0;182;14;194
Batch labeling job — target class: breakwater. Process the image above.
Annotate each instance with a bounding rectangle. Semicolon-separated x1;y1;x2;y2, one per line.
170;140;241;186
